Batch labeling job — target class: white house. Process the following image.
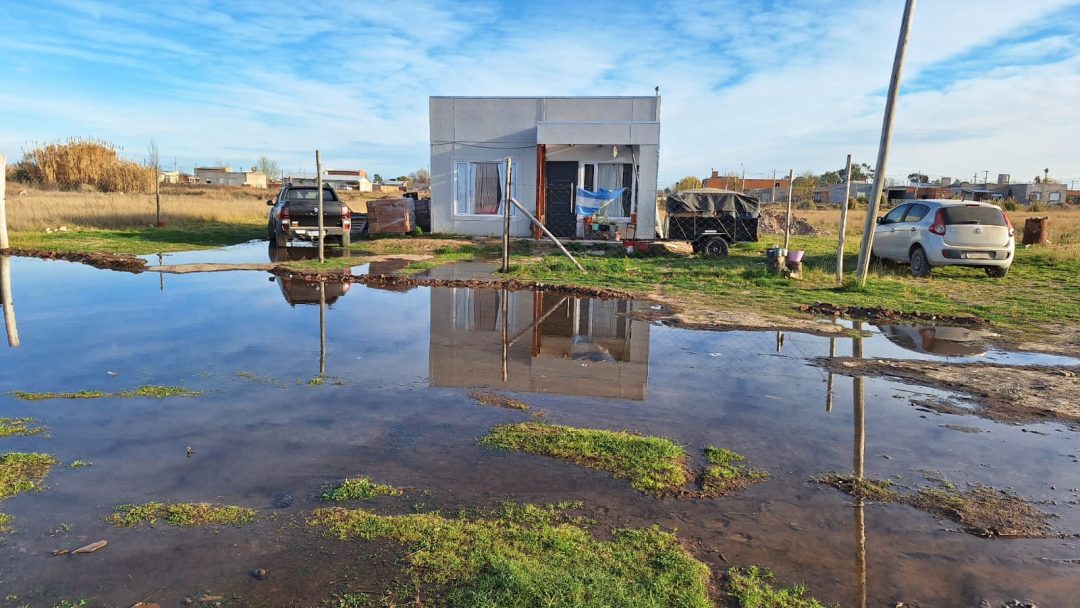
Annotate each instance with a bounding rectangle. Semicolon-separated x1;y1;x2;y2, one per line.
429;96;661;239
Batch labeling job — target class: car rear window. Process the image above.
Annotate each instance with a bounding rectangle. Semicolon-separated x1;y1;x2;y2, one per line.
285;188;338;202
941;206;1006;226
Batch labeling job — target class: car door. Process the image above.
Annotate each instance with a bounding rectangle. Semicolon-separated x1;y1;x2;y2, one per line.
897;203;931;259
873;204;909;261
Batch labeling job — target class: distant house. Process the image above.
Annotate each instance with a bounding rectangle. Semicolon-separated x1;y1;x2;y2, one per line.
322;169;372;192
376;180;408;193
886;184;954;203
811;182;874;205
430;96;661;238
194;166;268;188
949;181;1067;205
702;170;790;197
158;170;181;184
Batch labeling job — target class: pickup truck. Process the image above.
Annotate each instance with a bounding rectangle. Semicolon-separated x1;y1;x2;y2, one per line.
267;183;351;248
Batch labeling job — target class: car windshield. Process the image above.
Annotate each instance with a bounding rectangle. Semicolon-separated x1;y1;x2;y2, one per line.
941;206;1006;226
284;188;338;202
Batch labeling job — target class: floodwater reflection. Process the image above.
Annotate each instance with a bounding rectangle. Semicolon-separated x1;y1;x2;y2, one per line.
429;287;650;399
1;255;19;347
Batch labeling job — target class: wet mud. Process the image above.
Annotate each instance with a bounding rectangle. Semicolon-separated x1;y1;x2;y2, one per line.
798;301;987;327
0;251;1078;607
821;357;1080;426
0;248;147;273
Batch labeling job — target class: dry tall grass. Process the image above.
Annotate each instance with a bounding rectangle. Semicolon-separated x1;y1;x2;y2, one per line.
19;139;155;193
3;184;400;231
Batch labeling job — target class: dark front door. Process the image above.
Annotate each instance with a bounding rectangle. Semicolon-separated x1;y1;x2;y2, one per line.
545;161;578;238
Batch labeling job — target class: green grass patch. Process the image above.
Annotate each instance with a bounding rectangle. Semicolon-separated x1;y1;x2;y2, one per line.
309;502;713;608
907;484;1052;538
321;477;404;502
0;417;46;438
11;385;201;401
481;422;691;494
0;511;13;535
68;460;93;468
701;447;768;496
507;237;1080;339
0;452;57;499
727;566;832;608
108;502;256;527
812;473;901;502
9;222;265;255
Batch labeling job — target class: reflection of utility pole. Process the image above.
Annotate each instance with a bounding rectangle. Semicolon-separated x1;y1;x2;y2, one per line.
158;253;164;291
501;288;509;383
1;256;20;348
825;334;836;412
775;331;784;353
852;320;866;608
319;282;326;376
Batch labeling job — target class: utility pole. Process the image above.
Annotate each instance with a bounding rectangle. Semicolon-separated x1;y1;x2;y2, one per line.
316;150;324;263
855;0;917;286
837;154;853;284
982;170;988;185
784;169;795;250
740;163;745;192
771;170;778;204
501;156;512;272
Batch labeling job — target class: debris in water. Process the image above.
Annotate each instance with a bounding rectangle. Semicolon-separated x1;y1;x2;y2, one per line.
469;391;530;411
71;539;108;554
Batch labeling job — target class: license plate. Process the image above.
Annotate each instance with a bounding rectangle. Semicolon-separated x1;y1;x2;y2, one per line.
964;252;991;259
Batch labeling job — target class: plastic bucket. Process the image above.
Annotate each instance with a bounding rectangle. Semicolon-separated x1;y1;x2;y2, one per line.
787;250;805;263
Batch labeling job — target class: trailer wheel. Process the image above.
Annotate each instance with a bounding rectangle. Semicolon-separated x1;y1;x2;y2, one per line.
703;237;730;257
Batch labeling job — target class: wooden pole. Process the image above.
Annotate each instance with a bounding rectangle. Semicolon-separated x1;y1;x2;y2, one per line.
502;157;511;273
783;169;794;250
837;154;853;284
1;256;18;348
508;197;586;273
316;150;325;263
155;172;161;226
0;154;9;249
856;0;917;286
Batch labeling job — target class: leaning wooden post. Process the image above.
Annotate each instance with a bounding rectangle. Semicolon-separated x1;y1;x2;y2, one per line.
502;157;512;273
316;150;325;263
783;169;794;250
0;154;9;249
836;154;853;284
508;197;585;273
856;0;917;286
1;256;18;348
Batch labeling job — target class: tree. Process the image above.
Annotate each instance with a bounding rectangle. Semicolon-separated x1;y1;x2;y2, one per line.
256;156;280;179
394;175;409;182
907;172;929;184
793;171;817;203
373;174;383;183
409;168;431;187
818;163;873;186
675;176;702;191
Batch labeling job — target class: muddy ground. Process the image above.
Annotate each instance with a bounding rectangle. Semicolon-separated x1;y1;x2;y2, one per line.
821;357;1080;427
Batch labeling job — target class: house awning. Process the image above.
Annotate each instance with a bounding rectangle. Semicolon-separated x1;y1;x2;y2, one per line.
536;121;659;145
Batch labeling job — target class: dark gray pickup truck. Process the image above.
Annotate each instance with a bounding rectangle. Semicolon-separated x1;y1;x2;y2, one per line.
267;184;351;248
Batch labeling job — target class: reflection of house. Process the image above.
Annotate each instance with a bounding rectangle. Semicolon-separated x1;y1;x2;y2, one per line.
429;287;650;400
429;96;661;239
194;166;268;188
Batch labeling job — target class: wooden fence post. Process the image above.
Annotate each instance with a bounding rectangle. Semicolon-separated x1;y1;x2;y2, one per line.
0;154;9;249
316;150;324;263
783;169;794;250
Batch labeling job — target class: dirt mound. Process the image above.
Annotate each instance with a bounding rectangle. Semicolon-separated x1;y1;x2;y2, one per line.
758;207;823;236
1;248;147;273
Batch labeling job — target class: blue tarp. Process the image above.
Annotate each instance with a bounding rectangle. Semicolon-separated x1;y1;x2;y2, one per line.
575;187;626;217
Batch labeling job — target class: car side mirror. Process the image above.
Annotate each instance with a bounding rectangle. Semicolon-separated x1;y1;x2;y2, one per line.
266;199;274;206
876;216;885;225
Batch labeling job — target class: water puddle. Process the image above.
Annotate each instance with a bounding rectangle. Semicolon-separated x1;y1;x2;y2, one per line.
0;252;1078;607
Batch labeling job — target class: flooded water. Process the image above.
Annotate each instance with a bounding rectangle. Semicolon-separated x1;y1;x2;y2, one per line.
1;249;1078;607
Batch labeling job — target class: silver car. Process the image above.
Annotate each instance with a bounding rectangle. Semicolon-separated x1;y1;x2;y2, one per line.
871;199;1014;278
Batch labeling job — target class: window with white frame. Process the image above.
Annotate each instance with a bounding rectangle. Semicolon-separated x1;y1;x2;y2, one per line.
1049;191;1061;203
1029;192;1041;202
454;161;519;215
581;163;636;217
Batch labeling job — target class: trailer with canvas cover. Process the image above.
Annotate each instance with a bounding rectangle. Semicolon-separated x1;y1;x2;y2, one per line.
664;189;760;256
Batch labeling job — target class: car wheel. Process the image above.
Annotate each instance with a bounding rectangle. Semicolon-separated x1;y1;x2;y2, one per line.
703;237;730;257
909;246;931;277
985;266;1009;278
275;233;288;248
267;220;276;241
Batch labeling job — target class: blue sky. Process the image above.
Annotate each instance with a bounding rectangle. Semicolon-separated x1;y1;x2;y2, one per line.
1;0;1078;186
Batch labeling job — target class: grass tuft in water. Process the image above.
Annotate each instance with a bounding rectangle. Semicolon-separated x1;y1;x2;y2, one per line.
812;473;901;502
701;447;768;496
108;502;256;527
11;385;201;401
481;422;691;494
0;452;57;499
908;484;1052;538
309;502;713;607
321;477;404;502
68;460;93;468
0;512;13;535
727;566;832;607
469;391;529;411
0;417;46;438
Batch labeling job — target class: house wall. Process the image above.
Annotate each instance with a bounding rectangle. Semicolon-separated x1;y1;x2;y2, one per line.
430;96;660;238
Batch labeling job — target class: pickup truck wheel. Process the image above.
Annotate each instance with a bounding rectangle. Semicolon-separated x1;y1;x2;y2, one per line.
267;220;275;240
275;233;288;248
909;246;931;277
985;265;1008;278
